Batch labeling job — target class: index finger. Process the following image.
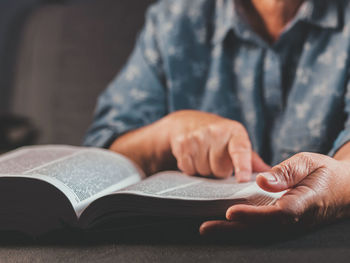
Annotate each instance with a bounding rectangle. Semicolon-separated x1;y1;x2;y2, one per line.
200;205;286;237
226;204;283;223
228;133;252;182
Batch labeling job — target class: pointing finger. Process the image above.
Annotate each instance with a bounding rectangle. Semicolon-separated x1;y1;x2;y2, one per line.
228;132;252;182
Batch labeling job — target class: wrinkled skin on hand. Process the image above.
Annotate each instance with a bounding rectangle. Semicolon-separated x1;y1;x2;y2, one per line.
167;110;270;182
200;152;350;237
110;110;270;180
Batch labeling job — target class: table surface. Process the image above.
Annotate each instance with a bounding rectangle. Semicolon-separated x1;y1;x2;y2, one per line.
1;220;350;263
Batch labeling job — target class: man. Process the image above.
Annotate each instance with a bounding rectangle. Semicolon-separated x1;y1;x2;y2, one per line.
84;0;350;236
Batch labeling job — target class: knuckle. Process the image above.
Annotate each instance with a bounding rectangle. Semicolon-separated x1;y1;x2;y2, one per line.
273;163;292;183
234;121;245;130
171;135;186;156
174;134;186;147
207;124;224;138
294;152;313;162
177;135;194;154
233;122;248;135
191;130;205;144
293;152;318;168
292;152;316;174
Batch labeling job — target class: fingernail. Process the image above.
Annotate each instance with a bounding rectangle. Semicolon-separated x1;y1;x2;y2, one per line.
259;172;278;183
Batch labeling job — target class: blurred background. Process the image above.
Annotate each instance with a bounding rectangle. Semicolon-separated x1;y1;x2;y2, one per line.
0;0;154;152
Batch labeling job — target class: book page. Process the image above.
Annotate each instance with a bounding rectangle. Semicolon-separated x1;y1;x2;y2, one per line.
0;145;144;213
118;171;283;202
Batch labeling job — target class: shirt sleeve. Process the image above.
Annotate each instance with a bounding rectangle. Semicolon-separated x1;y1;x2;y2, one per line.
328;80;350;156
83;2;168;148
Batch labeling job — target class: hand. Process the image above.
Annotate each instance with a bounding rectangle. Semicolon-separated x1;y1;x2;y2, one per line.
167;110;270;182
200;152;350;236
110;109;269;180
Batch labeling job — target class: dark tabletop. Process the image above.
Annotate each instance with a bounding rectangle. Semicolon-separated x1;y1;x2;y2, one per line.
1;220;350;263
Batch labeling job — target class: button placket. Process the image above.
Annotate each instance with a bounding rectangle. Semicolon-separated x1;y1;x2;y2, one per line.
263;50;283;119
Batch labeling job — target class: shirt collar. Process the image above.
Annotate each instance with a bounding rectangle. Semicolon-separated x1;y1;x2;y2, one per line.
300;0;341;29
212;0;343;45
212;0;237;44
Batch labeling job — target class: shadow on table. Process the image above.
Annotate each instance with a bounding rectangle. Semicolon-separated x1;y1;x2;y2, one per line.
1;219;350;249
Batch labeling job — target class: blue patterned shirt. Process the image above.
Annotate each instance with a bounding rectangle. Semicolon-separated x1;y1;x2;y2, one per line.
84;0;350;165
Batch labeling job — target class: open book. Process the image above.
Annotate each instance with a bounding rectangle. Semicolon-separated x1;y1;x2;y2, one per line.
0;145;284;236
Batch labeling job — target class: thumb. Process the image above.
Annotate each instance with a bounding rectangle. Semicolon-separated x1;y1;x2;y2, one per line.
256;152;319;192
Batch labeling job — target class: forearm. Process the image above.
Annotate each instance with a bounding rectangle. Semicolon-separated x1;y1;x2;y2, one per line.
333;141;350;162
332;141;350;216
109;116;176;175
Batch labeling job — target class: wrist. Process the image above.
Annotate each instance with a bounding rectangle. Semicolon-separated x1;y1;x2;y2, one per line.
333;159;350;219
